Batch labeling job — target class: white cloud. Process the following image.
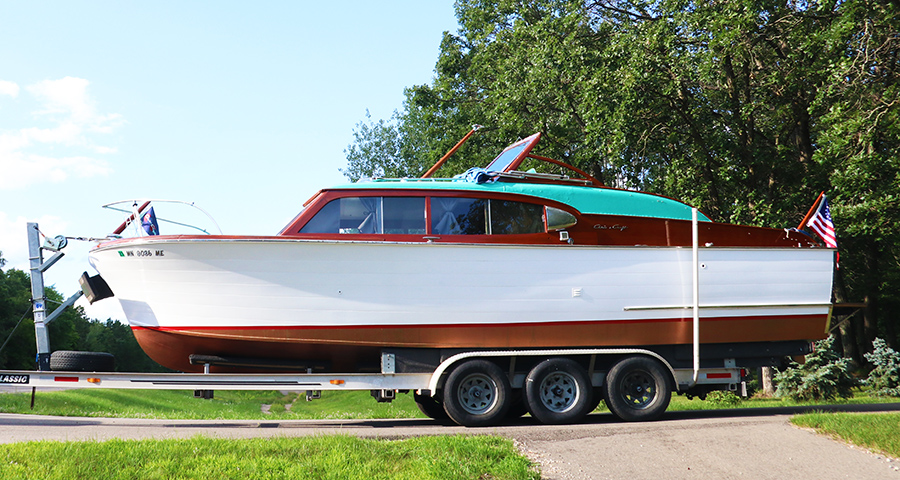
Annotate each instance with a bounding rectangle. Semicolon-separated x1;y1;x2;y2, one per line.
0;80;19;97
0;77;122;191
28;77;95;123
0;153;112;189
0;211;68;273
93;146;118;154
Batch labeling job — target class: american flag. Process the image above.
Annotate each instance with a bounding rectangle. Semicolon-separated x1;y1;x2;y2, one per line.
806;196;837;248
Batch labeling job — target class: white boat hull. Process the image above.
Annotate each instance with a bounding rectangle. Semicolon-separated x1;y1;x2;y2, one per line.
89;237;833;372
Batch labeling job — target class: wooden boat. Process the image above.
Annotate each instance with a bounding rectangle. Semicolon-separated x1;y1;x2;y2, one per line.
87;132;834;373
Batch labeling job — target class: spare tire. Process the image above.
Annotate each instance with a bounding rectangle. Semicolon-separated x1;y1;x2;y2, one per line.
50;351;116;372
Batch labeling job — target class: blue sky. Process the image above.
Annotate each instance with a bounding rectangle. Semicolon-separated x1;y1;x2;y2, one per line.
0;2;459;320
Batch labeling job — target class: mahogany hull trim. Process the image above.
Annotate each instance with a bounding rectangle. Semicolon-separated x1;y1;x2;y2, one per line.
133;313;829;372
91;238;834;372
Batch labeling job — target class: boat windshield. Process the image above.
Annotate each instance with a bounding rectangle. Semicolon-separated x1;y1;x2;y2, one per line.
485;133;541;172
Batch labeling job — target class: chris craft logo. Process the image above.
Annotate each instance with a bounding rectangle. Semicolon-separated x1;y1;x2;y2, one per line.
593;224;628;231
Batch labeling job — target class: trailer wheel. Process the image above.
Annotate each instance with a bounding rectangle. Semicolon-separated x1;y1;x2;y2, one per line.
50;350;115;372
525;358;592;424
442;360;511;427
605;356;671;422
413;392;449;420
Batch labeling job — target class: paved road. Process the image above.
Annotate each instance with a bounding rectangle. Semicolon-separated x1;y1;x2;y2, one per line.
1;404;899;479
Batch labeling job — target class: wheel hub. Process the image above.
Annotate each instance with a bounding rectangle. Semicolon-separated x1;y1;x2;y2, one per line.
539;372;578;413
458;374;496;415
621;370;655;408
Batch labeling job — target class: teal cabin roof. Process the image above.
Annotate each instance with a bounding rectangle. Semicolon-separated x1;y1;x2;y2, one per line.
328;180;711;222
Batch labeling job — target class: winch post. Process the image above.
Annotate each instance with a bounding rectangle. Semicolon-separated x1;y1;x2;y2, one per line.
27;223;51;371
26;222;80;371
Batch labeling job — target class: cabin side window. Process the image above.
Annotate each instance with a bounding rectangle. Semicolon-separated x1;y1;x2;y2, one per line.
299;196;425;234
431;197;545;235
384;197;427;234
490;200;545;234
431;198;487;235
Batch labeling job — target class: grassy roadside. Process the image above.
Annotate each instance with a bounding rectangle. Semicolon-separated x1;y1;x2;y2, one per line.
0;435;539;480
0;389;424;420
791;412;900;459
2;388;897;419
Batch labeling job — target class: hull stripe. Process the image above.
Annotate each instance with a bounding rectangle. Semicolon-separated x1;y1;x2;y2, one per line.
132;313;826;332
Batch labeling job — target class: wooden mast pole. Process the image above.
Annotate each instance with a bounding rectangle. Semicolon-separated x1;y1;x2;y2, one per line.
797;191;825;230
421;125;482;179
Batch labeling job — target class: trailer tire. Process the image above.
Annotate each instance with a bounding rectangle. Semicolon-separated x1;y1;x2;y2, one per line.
605;356;671;422
50;351;115;372
413;392;449;420
442;360;511;427
525;358;592;425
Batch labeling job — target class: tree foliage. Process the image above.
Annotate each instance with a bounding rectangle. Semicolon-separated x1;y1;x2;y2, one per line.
0;256;167;372
774;336;857;401
344;0;900;360
864;337;900;397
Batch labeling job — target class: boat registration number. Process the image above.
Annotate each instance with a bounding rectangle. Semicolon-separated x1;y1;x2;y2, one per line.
0;374;29;384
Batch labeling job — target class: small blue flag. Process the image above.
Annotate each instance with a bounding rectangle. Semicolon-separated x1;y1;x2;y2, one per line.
142;207;160;236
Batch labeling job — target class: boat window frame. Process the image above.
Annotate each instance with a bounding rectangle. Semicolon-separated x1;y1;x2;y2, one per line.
485;132;542;173
430;196;546;235
282;188;581;242
296;194;427;236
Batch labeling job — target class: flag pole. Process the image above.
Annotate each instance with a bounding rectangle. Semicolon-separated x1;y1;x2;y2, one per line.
113;201;151;235
797;191;825;230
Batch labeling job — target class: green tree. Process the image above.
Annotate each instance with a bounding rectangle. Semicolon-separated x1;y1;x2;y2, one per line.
775;336;857;401
0;257;38;370
0;253;166;372
344;0;900;361
864;337;900;397
83;319;169;372
813;0;900;358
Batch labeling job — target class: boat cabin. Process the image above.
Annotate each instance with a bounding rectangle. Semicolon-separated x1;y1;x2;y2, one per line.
280;132;818;249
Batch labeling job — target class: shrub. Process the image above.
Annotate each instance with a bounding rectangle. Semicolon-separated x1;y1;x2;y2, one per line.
864;337;900;397
774;335;857;401
705;390;741;407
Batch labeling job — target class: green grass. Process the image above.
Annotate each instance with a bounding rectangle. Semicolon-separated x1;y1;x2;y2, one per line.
0;435;538;480
0;389;425;420
2;388;899;477
792;412;900;459
665;390;900;412
2;387;898;420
